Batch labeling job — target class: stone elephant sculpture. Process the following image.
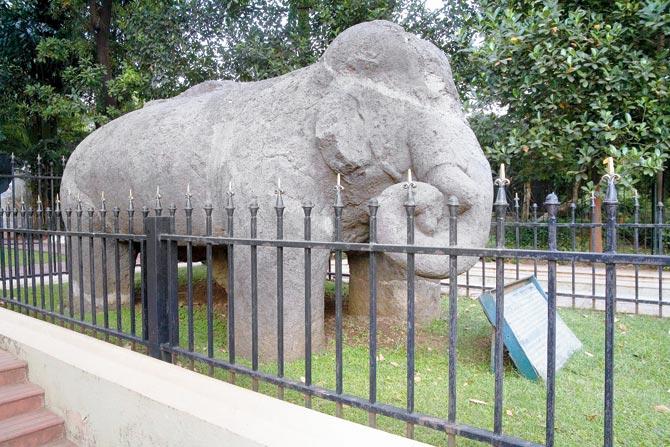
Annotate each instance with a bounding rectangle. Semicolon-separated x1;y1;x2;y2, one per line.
60;20;492;361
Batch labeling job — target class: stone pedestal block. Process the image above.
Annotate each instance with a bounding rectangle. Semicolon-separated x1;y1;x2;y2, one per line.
346;252;442;324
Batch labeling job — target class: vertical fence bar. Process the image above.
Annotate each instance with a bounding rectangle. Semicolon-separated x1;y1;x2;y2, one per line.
141;206;149;341
49;160;54;207
12;203;19;306
481;257;486;293
167;203;179;363
333;183;344;418
657;202;664;317
249;199;259;391
302;200;313;408
514;193;520;280
275;186;285;399
447;196;459;447
113;206;122;333
570;202;577;308
493;174;509;439
590;192;597;310
633;192;640;314
404;179;416;439
49;160;55;274
532;203;538;278
56;199;64;318
65;206;74;319
185;189;194;368
87;207;96;326
27;207;35;308
36;155;42;208
225;187;236;381
368;198;379;428
603;177;618;447
10;154;15;215
127;194;136;340
37;199;45;309
46;204;54;319
0;203;6;305
204;203;214;375
20;202;28;308
4;207;14;306
545;193;559;447
100;196;109;337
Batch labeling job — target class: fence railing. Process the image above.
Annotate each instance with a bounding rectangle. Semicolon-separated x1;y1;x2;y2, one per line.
0;161;669;446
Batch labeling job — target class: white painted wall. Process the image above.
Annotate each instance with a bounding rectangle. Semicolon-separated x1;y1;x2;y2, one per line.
0;307;427;447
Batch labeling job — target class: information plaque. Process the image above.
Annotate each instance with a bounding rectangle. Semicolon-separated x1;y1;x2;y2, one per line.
479;276;582;382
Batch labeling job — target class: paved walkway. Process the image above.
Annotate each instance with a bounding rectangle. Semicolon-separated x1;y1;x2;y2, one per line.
331;259;669;317
452;260;669;317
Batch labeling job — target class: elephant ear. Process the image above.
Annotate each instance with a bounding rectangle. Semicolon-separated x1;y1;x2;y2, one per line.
315;91;371;175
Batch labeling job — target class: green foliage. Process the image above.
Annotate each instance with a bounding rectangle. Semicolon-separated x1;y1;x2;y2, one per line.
0;0;468;169
1;0;667;203
459;0;670;195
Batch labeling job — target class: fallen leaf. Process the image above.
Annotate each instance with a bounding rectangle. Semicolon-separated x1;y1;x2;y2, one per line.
654;405;670;414
617;323;628;332
586;414;597;422
584;351;594;357
469;399;488;406
390;361;399;367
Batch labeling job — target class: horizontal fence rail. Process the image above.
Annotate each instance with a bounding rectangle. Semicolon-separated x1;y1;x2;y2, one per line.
0;159;668;446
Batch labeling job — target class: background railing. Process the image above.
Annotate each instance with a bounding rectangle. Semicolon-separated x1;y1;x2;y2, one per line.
0;160;668;446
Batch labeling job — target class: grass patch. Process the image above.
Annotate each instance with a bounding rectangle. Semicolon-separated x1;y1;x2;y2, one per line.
5;268;669;446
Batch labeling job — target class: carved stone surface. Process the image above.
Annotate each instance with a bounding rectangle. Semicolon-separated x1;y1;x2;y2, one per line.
60;20;492;361
347;253;442;324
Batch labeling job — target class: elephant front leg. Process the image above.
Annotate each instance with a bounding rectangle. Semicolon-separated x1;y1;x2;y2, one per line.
213;244;329;363
346;252;442;324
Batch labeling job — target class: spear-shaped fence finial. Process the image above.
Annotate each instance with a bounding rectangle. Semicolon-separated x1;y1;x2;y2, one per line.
403;168;416;206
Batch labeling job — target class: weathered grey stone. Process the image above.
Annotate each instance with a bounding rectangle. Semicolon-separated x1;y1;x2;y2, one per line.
347;252;442;324
347;182;483;323
0;178;30;210
60;20;492;361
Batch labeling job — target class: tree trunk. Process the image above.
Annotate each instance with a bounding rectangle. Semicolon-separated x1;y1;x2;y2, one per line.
657;32;665;208
89;0;116;120
522;181;531;221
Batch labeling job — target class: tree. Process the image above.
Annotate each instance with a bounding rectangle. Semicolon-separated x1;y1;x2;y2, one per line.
1;0;470;168
459;0;670;207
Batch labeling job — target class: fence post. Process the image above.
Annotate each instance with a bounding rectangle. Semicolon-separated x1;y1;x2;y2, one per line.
544;192;559;447
493;167;509;438
144;216;176;361
603;175;618;447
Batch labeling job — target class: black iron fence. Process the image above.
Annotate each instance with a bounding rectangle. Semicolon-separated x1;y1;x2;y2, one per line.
0;159;668;446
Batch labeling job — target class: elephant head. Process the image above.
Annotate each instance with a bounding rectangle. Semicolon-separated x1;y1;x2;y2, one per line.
314;20;492;277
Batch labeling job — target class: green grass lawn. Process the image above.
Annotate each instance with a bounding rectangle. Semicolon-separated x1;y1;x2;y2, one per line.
1;244;62;265
6;267;669;446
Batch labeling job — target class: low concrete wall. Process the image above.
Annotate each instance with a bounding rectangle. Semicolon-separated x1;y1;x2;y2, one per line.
0;307;426;447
